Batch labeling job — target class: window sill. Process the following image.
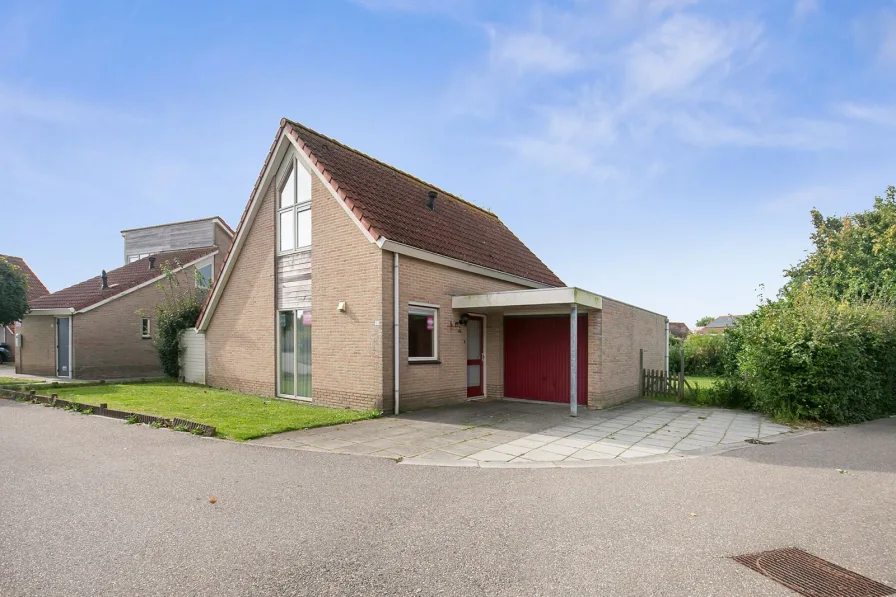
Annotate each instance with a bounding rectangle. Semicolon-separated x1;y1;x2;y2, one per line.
409;359;441;365
277;247;312;257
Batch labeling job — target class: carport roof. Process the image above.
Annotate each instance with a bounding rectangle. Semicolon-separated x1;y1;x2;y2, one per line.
451;287;603;312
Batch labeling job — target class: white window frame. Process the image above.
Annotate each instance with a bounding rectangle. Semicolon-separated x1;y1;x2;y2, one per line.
141;317;151;339
408;303;439;362
276;157;312;255
195;258;214;289
276;309;312;402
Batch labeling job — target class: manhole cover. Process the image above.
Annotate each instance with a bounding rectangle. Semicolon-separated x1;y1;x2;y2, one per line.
733;547;895;596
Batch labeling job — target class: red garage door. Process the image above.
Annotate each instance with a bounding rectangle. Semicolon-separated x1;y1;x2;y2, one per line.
504;315;588;404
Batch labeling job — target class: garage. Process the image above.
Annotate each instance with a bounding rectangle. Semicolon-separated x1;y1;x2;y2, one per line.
504;315;588;404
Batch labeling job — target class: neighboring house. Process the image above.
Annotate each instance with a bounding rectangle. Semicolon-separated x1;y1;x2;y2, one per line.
121;216;233;275
17;219;233;379
668;322;690;340
697;315;741;335
0;255;50;362
194;118;667;413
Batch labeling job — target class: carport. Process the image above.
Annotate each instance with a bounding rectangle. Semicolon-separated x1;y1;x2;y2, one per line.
451;287;603;417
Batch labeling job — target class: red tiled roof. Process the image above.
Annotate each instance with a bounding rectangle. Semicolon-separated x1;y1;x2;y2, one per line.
29;248;217;312
283;119;563;287
1;255;49;302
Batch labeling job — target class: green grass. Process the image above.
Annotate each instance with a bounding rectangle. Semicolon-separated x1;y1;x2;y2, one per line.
685;376;719;389
50;382;380;441
0;377;44;386
646;375;721;405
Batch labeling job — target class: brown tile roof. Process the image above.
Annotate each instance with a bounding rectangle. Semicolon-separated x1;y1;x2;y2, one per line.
29;248;217;312
283;119;563;287
1;255;49;303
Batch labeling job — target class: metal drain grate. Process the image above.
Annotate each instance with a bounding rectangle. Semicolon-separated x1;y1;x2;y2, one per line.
745;438;774;445
733;548;895;597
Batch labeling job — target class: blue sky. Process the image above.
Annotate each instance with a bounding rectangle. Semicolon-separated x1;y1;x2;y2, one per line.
2;0;895;326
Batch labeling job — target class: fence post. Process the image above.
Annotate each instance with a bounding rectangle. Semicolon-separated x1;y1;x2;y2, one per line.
679;344;685;402
639;349;644;397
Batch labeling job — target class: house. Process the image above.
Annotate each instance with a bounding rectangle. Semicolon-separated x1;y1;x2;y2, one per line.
696;314;741;334
668;322;690;340
17;219;233;379
0;255;50;362
193;118;667;413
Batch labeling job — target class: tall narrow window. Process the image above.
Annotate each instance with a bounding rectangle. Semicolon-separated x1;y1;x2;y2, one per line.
277;159;312;253
141;318;151;339
278;309;312;399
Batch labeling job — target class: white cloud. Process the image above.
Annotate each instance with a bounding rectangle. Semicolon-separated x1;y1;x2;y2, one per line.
792;0;820;22
0;84;141;127
625;14;762;98
490;31;582;74
881;17;896;62
668;111;845;149
840;102;896;127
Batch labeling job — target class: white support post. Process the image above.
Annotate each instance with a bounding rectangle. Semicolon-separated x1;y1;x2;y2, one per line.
570;303;578;417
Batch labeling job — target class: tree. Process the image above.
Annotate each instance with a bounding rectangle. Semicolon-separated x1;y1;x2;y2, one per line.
0;257;29;326
785;186;896;302
695;315;714;327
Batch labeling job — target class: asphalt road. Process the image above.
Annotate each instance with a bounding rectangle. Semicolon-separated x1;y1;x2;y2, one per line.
1;399;894;597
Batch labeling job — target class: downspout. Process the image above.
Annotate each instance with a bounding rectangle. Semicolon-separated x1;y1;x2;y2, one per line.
393;252;400;415
664;318;670;376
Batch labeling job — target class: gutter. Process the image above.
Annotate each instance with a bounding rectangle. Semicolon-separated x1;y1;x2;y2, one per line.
393;253;400;415
26;308;76;316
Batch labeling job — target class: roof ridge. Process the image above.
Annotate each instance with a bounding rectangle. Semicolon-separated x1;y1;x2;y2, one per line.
283;118;501;221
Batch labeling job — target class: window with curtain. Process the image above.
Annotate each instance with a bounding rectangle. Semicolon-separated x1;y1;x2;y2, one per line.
408;305;438;361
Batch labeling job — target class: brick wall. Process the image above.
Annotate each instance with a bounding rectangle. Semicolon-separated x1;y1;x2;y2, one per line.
588;298;666;408
205;183;277;396
310;165;385;410
18;315;57;376
72;271;192;379
381;255;528;412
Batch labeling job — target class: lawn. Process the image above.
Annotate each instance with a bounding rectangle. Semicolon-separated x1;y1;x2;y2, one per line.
685;376;719;389
0;377;44;386
50;382;380;441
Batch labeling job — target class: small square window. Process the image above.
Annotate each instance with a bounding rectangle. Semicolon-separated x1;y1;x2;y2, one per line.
408;305;438;361
141;318;151;339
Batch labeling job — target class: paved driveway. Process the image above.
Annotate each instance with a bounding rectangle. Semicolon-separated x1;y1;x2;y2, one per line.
252;399;793;466
2;399;895;597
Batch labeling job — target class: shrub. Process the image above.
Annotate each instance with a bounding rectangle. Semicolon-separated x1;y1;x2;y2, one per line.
149;264;207;379
736;290;896;424
668;333;730;376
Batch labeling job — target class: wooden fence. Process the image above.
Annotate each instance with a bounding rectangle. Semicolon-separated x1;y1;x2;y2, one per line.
641;369;693;400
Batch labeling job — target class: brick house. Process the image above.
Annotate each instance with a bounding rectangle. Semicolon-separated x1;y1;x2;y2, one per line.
0;255;50;362
195;119;667;414
18;218;232;379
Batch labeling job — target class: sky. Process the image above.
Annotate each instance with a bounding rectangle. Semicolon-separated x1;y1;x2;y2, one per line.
2;0;895;327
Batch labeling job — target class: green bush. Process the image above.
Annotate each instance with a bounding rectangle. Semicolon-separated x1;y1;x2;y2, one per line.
149;264;207;379
736;291;896;424
668;333;730;376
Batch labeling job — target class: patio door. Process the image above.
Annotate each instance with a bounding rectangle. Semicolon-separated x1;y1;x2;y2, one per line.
278;310;312;400
56;317;71;378
466;315;484;398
